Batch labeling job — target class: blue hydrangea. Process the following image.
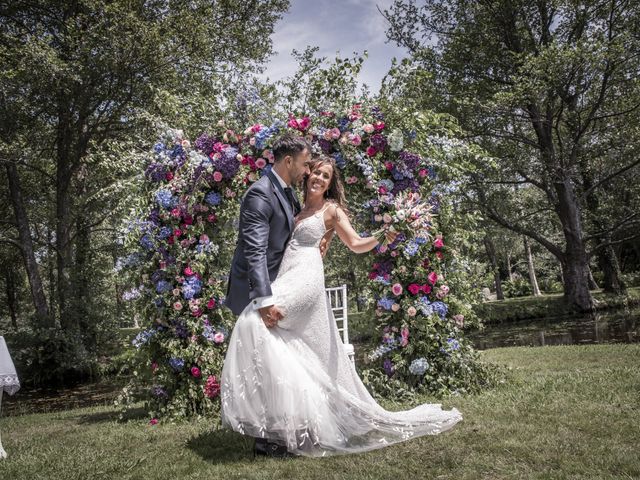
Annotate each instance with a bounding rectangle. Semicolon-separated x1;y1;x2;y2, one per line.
337;117;350;131
153;142;165;153
182;276;202;300
139;234;154;251
378;179;394;192
205;191;221;206
409;357;429;376
132;329;155;348
168;357;184;372
403;240;420;257
417;296;433;316
377;297;394;310
368;342;398;361
447;338;461;351
333;152;346;169
155;280;172;294
431;301;448;319
155;189;175;209
157;226;172;240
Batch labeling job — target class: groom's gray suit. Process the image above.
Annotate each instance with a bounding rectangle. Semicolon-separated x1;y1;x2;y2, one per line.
225;170;299;315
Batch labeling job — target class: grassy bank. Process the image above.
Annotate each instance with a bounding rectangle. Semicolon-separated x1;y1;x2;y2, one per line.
1;344;638;479
474;286;640;324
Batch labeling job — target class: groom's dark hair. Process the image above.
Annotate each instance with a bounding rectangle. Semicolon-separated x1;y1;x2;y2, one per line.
272;134;310;163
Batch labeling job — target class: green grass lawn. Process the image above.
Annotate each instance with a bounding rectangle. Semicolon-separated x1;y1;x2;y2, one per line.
1;344;638;479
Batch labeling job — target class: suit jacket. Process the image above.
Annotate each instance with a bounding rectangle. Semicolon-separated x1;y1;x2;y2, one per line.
225;170;297;315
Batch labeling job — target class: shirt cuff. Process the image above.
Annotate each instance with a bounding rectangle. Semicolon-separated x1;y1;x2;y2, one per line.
251;295;275;310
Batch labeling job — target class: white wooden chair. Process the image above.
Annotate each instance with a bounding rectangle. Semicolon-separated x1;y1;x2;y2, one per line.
325;284;355;364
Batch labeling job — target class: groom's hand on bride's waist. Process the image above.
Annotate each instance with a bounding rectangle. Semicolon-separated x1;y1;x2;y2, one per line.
259;305;284;328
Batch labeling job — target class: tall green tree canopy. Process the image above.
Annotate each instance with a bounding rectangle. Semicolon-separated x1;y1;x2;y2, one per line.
382;0;640;311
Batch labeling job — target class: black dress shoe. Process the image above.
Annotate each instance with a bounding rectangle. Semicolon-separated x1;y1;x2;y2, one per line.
254;438;297;458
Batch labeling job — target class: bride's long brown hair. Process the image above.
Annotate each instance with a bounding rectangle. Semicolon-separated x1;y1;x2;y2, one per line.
302;155;349;213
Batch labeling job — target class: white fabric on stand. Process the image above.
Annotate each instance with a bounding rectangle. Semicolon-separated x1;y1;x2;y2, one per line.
0;336;20;459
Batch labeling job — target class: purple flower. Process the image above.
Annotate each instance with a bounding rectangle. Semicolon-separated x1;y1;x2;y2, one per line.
370;133;387;151
383;358;395;377
194;133;218;157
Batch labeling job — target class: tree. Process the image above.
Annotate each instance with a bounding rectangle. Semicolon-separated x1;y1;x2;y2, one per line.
382;0;640;311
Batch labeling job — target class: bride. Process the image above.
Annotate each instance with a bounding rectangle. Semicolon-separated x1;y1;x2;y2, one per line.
220;155;462;457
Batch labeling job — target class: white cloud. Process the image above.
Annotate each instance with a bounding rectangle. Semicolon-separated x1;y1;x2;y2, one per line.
260;0;408;91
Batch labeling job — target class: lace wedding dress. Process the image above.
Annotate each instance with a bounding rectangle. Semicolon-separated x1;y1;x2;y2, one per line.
221;207;462;457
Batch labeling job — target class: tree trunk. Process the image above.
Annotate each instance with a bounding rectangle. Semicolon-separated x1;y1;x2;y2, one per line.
6;162;52;326
597;236;626;294
3;265;19;330
73;199;95;350
588;267;599;290
56;109;76;331
523;236;541;296
484;234;504;300
506;253;514;281
555;179;594;311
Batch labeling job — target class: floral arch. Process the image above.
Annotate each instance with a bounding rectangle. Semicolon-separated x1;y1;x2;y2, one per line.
118;102;491;421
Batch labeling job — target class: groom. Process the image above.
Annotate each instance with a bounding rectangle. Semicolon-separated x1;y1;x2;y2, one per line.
225;133;311;457
225;133;311;327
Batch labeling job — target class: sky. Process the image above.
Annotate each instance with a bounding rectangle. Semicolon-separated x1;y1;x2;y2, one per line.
259;0;409;92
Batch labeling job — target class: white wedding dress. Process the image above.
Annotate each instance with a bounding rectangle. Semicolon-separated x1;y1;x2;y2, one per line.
221;208;462;457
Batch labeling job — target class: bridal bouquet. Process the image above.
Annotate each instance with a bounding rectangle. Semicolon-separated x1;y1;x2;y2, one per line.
372;191;435;245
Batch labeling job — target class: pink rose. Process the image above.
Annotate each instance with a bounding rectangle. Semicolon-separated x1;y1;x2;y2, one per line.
206;298;216;309
323;130;333;141
436;251;444;260
149;418;158;426
385;161;394;171
184;266;194;276
255;158;267;169
287;117;299;129
191;308;203;317
173;301;183;311
173;228;182;237
213;332;225;343
172;288;180;296
165;171;174;181
159;260;166;270
407;307;417;317
191;366;201;378
433;236;444;248
363;124;375;134
428;271;438;285
418;169;428;178
330;128;341;139
207;213;217;223
378;244;388;253
350;134;362;146
391;283;403;296
407;283;421;295
299;117;311;130
213;171;223;182
400;327;410;346
170;208;181;218
421;284;432;294
453;314;465;328
366;146;377;157
391;303;400;312
374;121;385;130
390;250;398;257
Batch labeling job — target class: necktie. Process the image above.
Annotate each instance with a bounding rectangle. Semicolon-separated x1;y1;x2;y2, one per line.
284;187;300;215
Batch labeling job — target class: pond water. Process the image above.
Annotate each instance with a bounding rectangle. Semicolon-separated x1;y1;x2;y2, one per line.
467;306;640;350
